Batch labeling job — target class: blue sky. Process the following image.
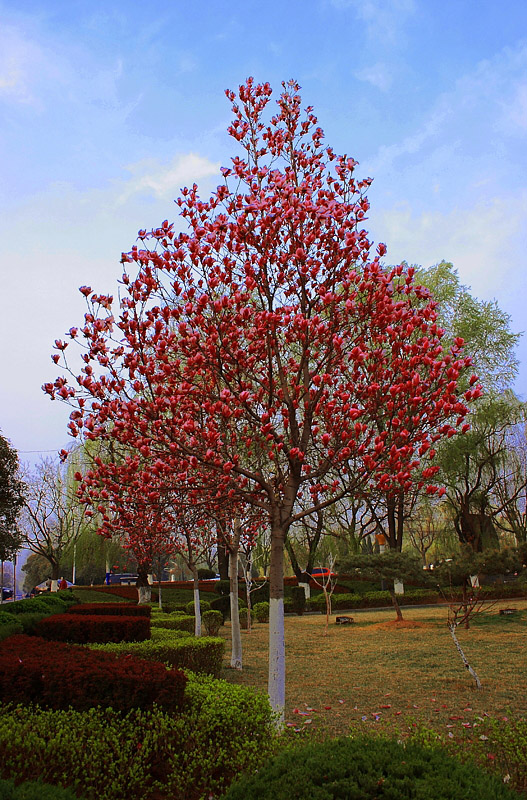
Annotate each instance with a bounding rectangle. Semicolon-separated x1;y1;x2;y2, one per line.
1;0;526;461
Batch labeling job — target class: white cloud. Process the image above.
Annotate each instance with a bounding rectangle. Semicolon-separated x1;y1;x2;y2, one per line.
354;62;392;92
373;192;527;297
329;0;416;43
118;153;221;203
0;25;46;105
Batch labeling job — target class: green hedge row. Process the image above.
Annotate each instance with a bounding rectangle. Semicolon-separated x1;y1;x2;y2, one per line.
151;613;195;633
88;631;225;677
0;673;278;800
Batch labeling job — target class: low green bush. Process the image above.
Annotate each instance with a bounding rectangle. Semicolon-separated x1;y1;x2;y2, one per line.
3;599;54;615
223;735;518;800
0;777;85;799
249;580;270;603
3;613;46;636
253;602;269;622
202;609;222;635
210;595;231;621
89;633;225;677
0;673;277;800
0;622;23;642
239;608;255;630
215;579;231;596
151;614;195;633
408;716;527;796
197;568;217;580
185;599;211;616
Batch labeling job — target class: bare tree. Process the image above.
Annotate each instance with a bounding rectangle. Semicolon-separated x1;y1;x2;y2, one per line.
21;459;87;591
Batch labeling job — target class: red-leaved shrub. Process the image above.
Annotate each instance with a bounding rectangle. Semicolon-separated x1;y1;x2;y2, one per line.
35;613;150;643
0;634;186;712
67;603;151;617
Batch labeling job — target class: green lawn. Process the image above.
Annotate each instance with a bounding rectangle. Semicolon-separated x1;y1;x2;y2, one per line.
219;600;527;740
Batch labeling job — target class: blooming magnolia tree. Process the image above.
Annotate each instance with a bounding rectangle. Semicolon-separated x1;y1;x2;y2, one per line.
45;78;480;722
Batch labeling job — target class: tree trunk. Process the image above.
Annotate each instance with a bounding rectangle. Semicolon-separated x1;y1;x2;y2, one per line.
268;527;286;726
50;561;60;592
191;564;201;637
245;551;253;633
136;569;152;605
388;587;404;621
229;546;242;669
448;623;482;689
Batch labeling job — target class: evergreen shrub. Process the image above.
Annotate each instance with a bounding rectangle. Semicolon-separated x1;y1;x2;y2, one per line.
152;614;195;633
253;602;269;622
223;735;518;800
3;599;53;615
239;608;255;629
202;609;222;635
0;673;277;800
185;600;211;616
90;633;225;676
210;595;230;621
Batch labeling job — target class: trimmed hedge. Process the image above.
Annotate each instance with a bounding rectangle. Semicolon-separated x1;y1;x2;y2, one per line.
35;613;150;643
2;599;54;616
66;603;150;617
0;622;23;642
0;634;186;713
253;602;269;622
0;673;277;800
185;600;211;616
151;614;195;633
223;735;518;800
89;633;225;677
0;778;85;800
202;609;222;635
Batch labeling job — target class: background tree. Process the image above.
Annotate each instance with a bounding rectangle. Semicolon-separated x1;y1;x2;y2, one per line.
0;431;25;598
20;458;87;590
341;550;429;620
46;79;476;722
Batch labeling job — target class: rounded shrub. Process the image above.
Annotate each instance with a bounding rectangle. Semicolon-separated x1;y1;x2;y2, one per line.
185;600;211;616
202;609;223;636
239;608;255;630
197;568;217;580
222;735;518;800
253;602;269;623
215;579;231;597
210;595;231;622
4;599;54;615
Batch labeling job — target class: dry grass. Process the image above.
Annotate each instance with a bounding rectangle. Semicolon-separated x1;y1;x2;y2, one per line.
219;600;527;739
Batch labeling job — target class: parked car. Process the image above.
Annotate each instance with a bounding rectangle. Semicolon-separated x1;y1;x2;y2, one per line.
1;587;13;600
310;568;336;580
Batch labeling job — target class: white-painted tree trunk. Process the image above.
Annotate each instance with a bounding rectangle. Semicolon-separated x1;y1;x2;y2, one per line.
448;622;482;688
298;581;310;600
268;596;285;724
138;585;151;604
229;548;242;669
193;581;202;637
